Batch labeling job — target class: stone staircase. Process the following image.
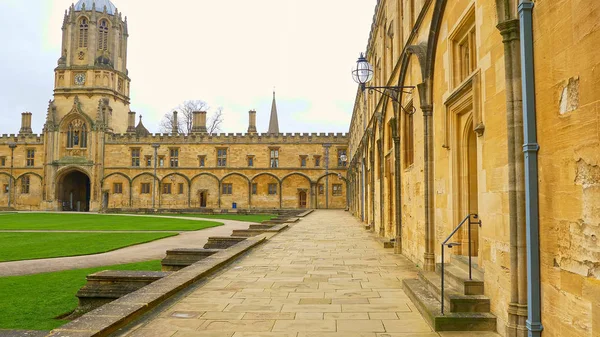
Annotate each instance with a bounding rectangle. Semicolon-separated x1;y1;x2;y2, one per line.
403;255;497;331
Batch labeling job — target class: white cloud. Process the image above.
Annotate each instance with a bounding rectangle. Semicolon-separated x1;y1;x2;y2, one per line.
0;0;376;134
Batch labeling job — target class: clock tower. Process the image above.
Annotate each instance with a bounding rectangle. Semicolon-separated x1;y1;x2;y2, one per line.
51;0;130;133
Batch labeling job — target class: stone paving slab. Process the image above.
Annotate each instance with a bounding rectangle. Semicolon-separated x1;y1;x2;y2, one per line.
115;210;500;337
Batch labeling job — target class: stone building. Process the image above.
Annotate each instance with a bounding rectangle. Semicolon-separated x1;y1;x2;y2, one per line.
347;0;600;336
0;0;348;212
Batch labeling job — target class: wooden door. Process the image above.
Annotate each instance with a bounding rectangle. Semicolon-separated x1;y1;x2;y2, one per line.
299;191;307;209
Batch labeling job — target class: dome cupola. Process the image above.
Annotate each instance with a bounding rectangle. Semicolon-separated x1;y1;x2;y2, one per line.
74;0;117;15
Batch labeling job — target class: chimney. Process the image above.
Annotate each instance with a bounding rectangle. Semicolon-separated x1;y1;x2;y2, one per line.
192;111;207;134
248;110;257;134
19;112;33;135
127;111;136;133
171;111;179;135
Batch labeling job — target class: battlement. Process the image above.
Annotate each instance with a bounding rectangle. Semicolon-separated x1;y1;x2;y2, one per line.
106;132;349;144
0;134;44;144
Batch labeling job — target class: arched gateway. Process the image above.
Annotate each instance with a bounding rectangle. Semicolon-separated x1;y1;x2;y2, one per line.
57;170;91;212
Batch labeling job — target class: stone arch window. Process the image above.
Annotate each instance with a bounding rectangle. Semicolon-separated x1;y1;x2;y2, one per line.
118;26;123;57
66;119;87;149
79;18;89;48
98;19;109;51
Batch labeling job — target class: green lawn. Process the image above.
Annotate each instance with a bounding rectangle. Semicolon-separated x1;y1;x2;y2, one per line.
168;214;277;223
0;213;223;231
0;232;177;262
0;260;162;331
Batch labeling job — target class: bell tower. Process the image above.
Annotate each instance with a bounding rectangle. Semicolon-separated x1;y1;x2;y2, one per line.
52;0;130;133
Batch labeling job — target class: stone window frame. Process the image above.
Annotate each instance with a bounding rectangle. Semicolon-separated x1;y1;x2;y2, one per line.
198;155;206;167
222;183;233;195
98;19;109;51
158;155;165;167
21;175;30;194
26;149;35;167
269;147;280;168
318;184;324;195
337;148;348;167
178;183;184;195
217;148;228;167
268;183;278;195
169;148;179;168
2;184;8;194
140;183;151;194
332;184;343;196
131;148;141;167
299;155;308;168
162;183;172;195
247;155;255;167
251;183;258;195
314;155;321;167
449;6;477;89
79;17;89;48
145;155;152;167
113;183;123;194
0;156;5;167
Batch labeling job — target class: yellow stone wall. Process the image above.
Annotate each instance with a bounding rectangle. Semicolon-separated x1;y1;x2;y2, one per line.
100;134;348;210
533;1;600;336
347;0;600;335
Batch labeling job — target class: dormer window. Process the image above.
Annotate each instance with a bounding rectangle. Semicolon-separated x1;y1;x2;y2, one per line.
98;19;109;51
79;18;88;48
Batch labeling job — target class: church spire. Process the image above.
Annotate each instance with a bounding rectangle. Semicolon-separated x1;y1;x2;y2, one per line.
268;90;280;134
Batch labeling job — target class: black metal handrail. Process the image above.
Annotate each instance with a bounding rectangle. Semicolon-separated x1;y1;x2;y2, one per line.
440;213;482;315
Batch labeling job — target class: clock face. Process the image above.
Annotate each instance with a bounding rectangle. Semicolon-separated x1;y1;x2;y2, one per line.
74;73;86;86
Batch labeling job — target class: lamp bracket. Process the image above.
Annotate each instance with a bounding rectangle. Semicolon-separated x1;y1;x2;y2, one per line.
362;85;417;114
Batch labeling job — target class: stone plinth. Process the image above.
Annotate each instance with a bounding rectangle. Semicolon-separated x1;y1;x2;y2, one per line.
203;236;247;249
71;270;170;318
161;248;220;271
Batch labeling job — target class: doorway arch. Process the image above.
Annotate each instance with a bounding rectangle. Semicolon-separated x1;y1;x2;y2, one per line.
57;169;91;211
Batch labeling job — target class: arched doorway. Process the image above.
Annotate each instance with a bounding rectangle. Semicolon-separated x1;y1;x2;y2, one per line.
58;170;91;212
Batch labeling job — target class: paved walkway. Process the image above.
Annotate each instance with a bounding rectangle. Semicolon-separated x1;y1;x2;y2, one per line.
0;215;251;276
119;210;499;337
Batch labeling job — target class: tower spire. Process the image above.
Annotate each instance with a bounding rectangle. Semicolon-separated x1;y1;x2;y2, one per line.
268;90;280;134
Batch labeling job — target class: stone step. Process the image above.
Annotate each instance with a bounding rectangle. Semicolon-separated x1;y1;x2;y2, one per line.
403;278;497;331
72;270;170;318
232;224;288;237
297;209;314;217
436;263;484;295
249;223;278;230
451;254;485;280
203;236;247;249
418;271;490;313
161;248;221;271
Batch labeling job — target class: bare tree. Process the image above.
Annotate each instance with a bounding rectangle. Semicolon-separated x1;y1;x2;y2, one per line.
207;107;224;134
159;100;223;134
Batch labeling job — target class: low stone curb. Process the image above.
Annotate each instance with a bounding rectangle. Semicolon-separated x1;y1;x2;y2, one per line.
45;235;268;337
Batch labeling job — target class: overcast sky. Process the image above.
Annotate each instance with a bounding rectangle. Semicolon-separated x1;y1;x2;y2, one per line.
0;0;376;135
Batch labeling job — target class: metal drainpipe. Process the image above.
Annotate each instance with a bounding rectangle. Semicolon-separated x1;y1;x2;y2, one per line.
518;1;543;336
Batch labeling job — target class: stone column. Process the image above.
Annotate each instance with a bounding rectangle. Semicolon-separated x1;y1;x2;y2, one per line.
126;111;136;133
248;110;257;134
421;102;435;272
19;112;33;135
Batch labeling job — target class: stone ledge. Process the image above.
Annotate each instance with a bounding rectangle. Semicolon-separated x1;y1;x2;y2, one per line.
161;248;221;271
46;235;267;337
297;209;314;217
231;224;289;237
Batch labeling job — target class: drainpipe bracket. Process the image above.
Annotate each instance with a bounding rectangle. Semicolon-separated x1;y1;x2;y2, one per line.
522;143;540;153
518;1;534;13
526;320;543;333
